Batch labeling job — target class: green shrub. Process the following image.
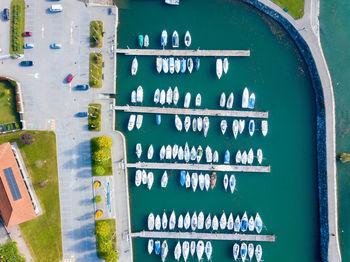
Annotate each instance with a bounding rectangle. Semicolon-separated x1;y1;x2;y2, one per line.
95;166;105;176
94;195;103;204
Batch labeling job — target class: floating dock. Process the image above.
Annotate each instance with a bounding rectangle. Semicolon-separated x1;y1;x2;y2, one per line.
131;231;275;242
126;162;270;173
116;48;250;57
114;105;268;119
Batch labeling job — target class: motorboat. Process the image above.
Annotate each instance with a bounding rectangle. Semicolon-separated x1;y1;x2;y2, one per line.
241;151;247;165
191;211;197;231
223;57;229;74
173;86;179;105
155;215;161;230
182;241;189;262
169;210;176;230
248;243;254;261
248;120;255;136
148;239;154;254
142;170;147;185
233;243;240;261
255;244;262;262
184;31;191;47
160;89;166;105
156;57;162;73
178;214;184;229
184;212;191;230
131;57;138;76
174;241;181;261
154;89;160;104
184;143;190;163
166;87;173;105
234;215;241;232
191;172;198;192
192;118;197;132
205;146;212;163
187;58;193;73
144;34;149;47
197;117;203;132
138;35;144;47
184;92;191;108
136;85;143;103
175;58;180;73
213;150;219;163
226;92;234;109
190;146;197;161
173;144;179;159
184;116;191;132
180;171;186;186
229;174;236;194
220;93;226;108
224;150;230;164
166;145;172;160
247;149;254;165
205;214;211;230
135;170;141;187
235;150;241;164
212;215;218;230
156;114;161;125
205;241;212;260
190;241;196;257
136;143;142;158
198;211;204;230
185;172;191;188
128;114;136;131
221;120;227;135
257;149;263;164
255;213;263;234
232;119;239;139
148;213;155;230
163;58;169;73
240;242;247;262
210;172;217;189
147;172;154;190
161;171;168;188
241;212;248;232
155;240;161;255
131;90;136;104
223;174;228;191
136;115;143;129
196;241;204;261
169;57;175;74
160;145;166;160
248;93;255;109
220;212;227;230
227;213;234;230
195;93;201;107
175;115;183;131
198;173;205;191
196;146;203;163
239;119;245;134
165;0;179;5
261;120;268;136
161;30;168;47
242;88;249;108
178;146;184;161
172;30;179;48
180;58;186;73
248;216;255;231
195;57;200;71
216;59;223;79
161;240;168;262
162;212;168;230
203;117;210;137
204;173;210;191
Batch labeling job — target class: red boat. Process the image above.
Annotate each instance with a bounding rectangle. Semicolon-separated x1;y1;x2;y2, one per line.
210;172;216;189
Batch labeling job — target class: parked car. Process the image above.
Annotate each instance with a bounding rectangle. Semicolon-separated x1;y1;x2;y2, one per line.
50;43;62;49
66;74;75;83
3;8;9;21
76;112;88;118
20;61;33;66
49;4;63;13
23;43;34;49
75;84;89;91
22;31;32;37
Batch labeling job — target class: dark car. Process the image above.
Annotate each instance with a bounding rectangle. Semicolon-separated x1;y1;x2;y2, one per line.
66;73;74;83
3;8;9;21
76;112;88;118
20;61;33;66
75;84;89;91
22;31;32;37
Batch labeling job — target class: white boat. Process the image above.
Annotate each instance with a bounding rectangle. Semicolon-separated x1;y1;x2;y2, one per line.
173;144;179;159
196;146;203;163
205;214;211;230
198;173;205;191
235;150;241;164
165;0;179;6
204;173;210;191
172;30;179;48
213;150;219;163
175;115;183;132
248;93;255;109
136;85;143;103
178;146;184;161
232;120;239;139
184;212;191;230
184;31;191;47
184;143;190;163
148;239;154;254
135;170;141;187
174;241;181;261
226;92;234;109
184;92;191;108
224;150;230;164
241;151;247;165
255;213;263;234
148;213;155;231
169;57;175;74
178;214;184;229
185;172;191;188
234;215;241;232
223;58;229;74
220;212;227;230
131;57;138;75
161;240;168;262
184;116;191;132
156;57;162;73
203;117;210;137
229;174;236;194
197;117;203;132
257;149;263;164
261;120;268;136
255;244;262;262
205;241;212;260
241;212;248;232
175;58;180;73
162;212;168;230
205;146;212;163
160;89;166;105
136;115;143;129
195;94;201;107
190;241;196;257
223;174;228;191
182;241;189;262
197;211;204;230
248;120;255;136
221;120;227;135
144;35;149;47
161;171;168;188
131;90;137;103
227;213;234;230
128;114;136;131
181;58;187;73
190;146;196;161
248;243;254;261
192;118;197;132
187;58;193;73
147;172;154;190
220;93;226;108
154;89;160;104
191;211;197;231
216;59;223;79
212;215;218;230
173;86;179;105
160;145;166;160
142;170;147;185
239;119;245;134
240;242;247;262
166;87;173;105
163;58;169;73
169;210;176;230
196;241;204;261
233;243;240;261
155;215;161;230
166;145;172;160
248;216;255;231
247;148;254;165
161;30;168;47
136;143;142;158
191;172;198;192
242;87;249;108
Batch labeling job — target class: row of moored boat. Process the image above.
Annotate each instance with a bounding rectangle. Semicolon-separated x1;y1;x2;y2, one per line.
156;57;200;74
137;30;192;49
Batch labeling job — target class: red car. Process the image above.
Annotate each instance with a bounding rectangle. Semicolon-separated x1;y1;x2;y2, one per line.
22;31;32;37
66;74;75;83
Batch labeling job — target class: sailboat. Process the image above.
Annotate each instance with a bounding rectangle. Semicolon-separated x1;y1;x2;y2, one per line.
205;241;212;260
199;173;205;191
223;174;228;191
191;211;197;231
160;89;166;105
226;92;234;109
227;213;234;230
213;150;219;163
224;150;230;164
196;241;204;261
162;212;168;230
190;241;196;257
161;30;168;47
161;171;168;188
248;243;254;261
175;58;180;73
131;57;138;76
166;145;172;160
255;213;263;234
204;173;210;191
155;240;161;255
239;119;245;134
241;212;248;232
197;211;204;230
235;150;241;164
128;114;136;131
261;120;268;136
257;149;263;164
248;216;255;231
160;145;166;160
248;93;255;109
155;215;161;230
178;146;184;161
184;143;190;163
178;214;184;229
185;172;191;188
247;148;254;165
229;174;236;194
175;115;183;132
169;210;176;230
147;172;154;190
192;118;197;132
240;242;247;262
166;87;173;105
136;143;142;158
232;119;239;139
233;243;240;261
148;239;154;254
223;58;229;74
131;90;136;103
203;117;210;137
216;59;223;79
190;146;197;161
187;58;194;73
161;240;168;262
169;57;175;74
154;89;160;104
184;116;191;132
184;31;191;47
210;172;217;189
196;146;203;163
184;92;191;108
205;214;211;230
181;58;186;73
195;93;201;107
136;115;143;129
241;151;247;165
138;35;144;47
191;172;198;192
136;85;143;103
248;120;255;136
174;241;181;261
242;88;249;108
220;212;227;230
234;215;241;232
205;146;212;163
184;212;191;230
156;57;162;73
144;34;149;47
255;244;263;262
221;120;227;135
173;144;179;159
173;86;179;105
195;57;200;71
212;215;218;230
135;170;141;187
172;30;179;48
220;92;226;107
163;58;169;73
197;117;203;132
182;241;189;262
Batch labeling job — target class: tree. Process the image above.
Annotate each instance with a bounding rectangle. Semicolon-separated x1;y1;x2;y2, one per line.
95;166;105;176
340;153;350;163
21;133;34;145
95;195;102;204
93;148;111;162
96;136;112;149
0;239;25;262
95;221;110;236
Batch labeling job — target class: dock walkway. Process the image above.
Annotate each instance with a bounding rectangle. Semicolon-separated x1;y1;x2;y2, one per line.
131;231;275;242
114;105;269;119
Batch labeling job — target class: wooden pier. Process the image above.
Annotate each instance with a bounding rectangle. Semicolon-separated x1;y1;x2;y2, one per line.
131;231;275;242
116;48;250;57
114;105;268;119
126;162;270;173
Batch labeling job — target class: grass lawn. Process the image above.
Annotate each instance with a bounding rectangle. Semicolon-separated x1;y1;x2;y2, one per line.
89;52;103;88
90;21;103;48
91;137;112;176
89;103;101;131
0;80;19;124
95;219;118;261
272;0;304;19
0;131;62;262
10;0;25;55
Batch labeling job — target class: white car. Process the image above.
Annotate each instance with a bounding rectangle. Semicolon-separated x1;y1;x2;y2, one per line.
23;43;34;49
50;43;62;49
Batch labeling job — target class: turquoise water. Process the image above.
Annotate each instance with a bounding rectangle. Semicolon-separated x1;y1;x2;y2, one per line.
116;0;319;261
